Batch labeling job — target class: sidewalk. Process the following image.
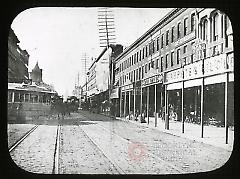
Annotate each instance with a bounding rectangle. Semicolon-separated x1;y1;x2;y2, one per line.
116;116;234;152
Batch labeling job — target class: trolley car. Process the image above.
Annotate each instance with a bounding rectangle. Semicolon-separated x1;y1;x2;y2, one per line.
8;82;57;121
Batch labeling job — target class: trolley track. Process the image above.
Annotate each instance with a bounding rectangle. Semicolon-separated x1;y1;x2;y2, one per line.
80;112;184;174
52;124;61;174
9;125;39;153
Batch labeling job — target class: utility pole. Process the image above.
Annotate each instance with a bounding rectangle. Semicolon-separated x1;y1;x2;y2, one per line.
81;53;89;103
98;7;116;116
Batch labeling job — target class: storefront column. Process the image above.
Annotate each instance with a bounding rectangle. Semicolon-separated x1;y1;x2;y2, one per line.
119;88;122;117
134;85;136;120
165;86;169;130
154;84;157;127
124;88;126;118
147;86;149;124
12;92;15;102
23;93;26;102
182;81;185;133
200;78;204;138
140;85;143;119
225;72;229;144
129;90;131;117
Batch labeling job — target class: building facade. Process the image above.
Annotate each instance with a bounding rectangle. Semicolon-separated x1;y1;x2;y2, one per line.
8;28;30;83
115;8;233;143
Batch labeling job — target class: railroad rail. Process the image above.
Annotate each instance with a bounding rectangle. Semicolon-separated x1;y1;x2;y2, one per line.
9;125;39;153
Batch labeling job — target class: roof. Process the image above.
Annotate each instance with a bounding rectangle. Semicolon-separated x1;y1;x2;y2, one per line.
32;62;41;72
115;8;182;62
8;82;56;94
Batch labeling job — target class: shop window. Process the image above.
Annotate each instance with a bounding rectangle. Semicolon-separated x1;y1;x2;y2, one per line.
191;13;196;32
184;18;188;36
25;94;29;102
14;92;20;102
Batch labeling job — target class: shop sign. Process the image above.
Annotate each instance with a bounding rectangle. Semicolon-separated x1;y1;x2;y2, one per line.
165;68;183;83
110;88;119;99
184;60;203;80
227;53;234;71
142;74;163;87
175;31;196;47
204;54;226;76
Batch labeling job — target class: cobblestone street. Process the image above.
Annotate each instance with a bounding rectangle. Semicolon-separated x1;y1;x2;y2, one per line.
8;111;232;174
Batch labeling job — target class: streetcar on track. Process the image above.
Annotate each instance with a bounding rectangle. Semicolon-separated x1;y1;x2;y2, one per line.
8;82;57;122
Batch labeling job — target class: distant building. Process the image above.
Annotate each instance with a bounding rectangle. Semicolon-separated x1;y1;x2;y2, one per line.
29;62;43;83
8;28;29;83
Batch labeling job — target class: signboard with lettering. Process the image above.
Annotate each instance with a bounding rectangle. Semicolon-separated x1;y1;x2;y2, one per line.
165;68;183;83
184;60;203;80
110;88;119;99
141;74;163;87
204;54;226;76
227;53;234;71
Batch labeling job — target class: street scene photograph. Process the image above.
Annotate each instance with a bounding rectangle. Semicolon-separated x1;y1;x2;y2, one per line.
7;7;234;175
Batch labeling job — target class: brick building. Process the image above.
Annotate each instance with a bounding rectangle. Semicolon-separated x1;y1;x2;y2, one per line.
115;8;233;143
8;28;29;83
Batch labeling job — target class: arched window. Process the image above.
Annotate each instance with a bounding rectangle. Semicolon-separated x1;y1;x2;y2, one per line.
202;19;208;41
213;13;219;41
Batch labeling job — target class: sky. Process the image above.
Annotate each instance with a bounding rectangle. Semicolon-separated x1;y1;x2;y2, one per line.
11;7;173;98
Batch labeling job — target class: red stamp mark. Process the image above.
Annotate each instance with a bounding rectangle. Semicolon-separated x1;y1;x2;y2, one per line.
128;142;147;162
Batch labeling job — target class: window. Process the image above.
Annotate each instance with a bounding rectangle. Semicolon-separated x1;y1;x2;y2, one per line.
213;13;219;41
171;52;174;66
161;34;164;48
202;19;208;41
145;64;147;73
177;49;180;64
191;13;196;32
166;30;169;45
151;60;154;68
139;67;141;80
156;58;159;69
149;44;151;55
142;48;145;59
183;45;187;53
177;22;181;39
152;41;155;53
142;66;144;78
156;37;159;51
134;54;136;64
184;18;188;36
139;50;141;61
136;69;138;81
133;70;135;82
145;46;148;57
148;62;151;70
160;56;163;71
136;52;139;63
171;26;175;42
166;54;169;68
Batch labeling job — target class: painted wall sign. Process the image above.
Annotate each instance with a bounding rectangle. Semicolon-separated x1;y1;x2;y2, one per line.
204;54;226;76
175;31;196;47
165;68;183;83
184;60;203;80
142;74;163;87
